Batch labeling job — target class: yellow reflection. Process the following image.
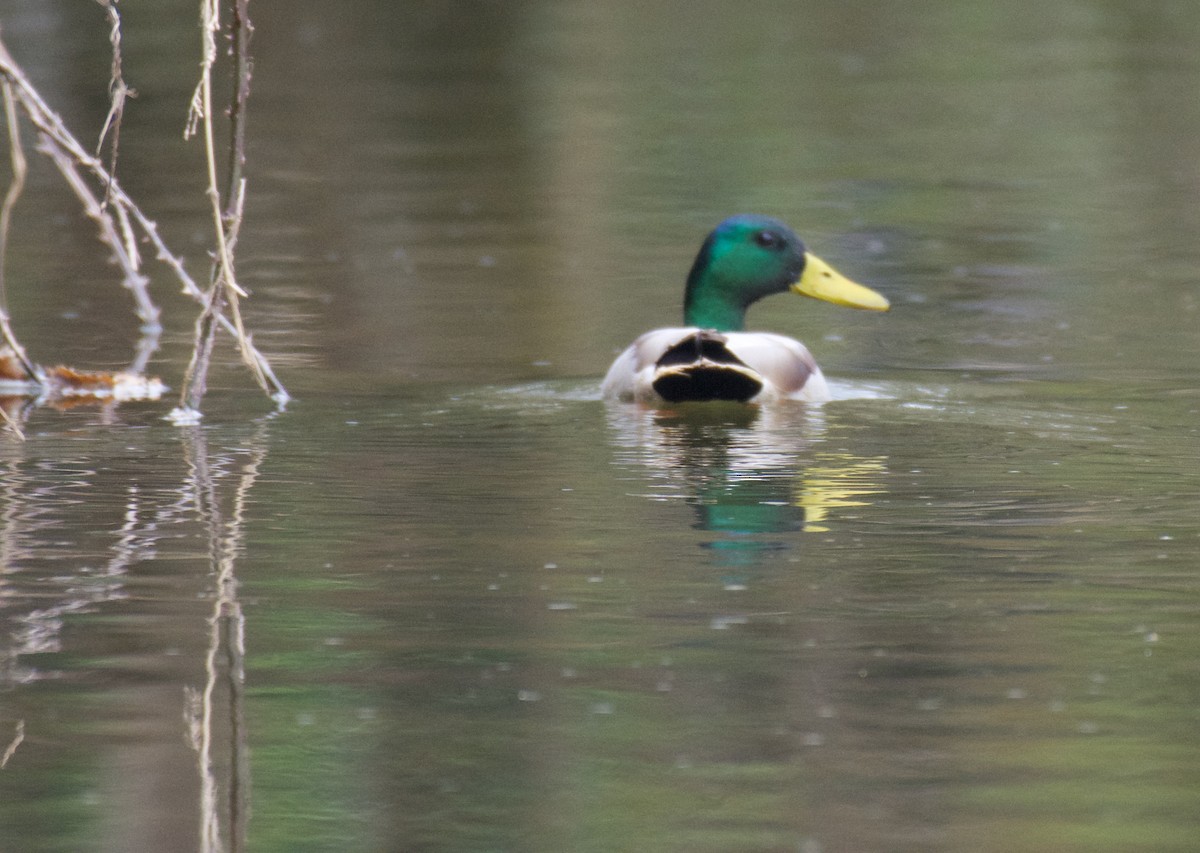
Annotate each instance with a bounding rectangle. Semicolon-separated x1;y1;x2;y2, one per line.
795;453;888;533
605;401;889;538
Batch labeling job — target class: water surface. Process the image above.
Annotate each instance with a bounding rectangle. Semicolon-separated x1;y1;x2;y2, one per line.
1;1;1199;851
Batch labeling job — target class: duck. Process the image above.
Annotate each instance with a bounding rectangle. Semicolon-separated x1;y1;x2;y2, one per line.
601;214;889;404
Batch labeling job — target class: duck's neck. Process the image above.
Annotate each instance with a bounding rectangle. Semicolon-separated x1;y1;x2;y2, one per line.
681;235;769;331
683;285;748;331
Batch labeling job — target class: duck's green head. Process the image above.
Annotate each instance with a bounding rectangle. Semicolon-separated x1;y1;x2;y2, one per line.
682;214;889;331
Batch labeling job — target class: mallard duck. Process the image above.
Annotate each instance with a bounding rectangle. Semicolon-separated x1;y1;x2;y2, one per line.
601;214;889;404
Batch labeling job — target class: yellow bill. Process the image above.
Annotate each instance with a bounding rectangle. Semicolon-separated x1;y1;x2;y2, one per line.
792;252;890;311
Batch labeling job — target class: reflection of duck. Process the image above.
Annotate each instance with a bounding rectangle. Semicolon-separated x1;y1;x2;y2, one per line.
604;402;824;487
606;403;886;541
602;215;889;405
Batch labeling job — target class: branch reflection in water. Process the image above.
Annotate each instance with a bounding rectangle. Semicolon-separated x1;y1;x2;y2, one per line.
0;417;272;853
180;422;269;853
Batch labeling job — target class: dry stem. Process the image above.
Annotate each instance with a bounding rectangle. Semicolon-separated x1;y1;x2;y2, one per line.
94;0;133;206
0;29;287;410
178;0;270;413
38;134;160;329
0;79;36;379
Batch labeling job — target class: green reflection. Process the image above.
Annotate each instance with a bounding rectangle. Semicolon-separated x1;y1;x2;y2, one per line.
606;401;888;568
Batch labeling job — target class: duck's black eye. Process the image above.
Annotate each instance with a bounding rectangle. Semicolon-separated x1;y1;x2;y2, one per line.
754;230;780;249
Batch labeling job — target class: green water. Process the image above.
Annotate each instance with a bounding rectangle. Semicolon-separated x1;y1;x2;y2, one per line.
1;1;1199;851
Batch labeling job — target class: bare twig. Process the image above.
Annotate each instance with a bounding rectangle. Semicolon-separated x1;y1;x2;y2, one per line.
0;79;36;378
0;400;22;440
0;36;159;334
179;292;222;415
179;0;268;417
226;0;253;213
188;2;247;301
38;134;160;329
0;31;288;408
94;0;135;207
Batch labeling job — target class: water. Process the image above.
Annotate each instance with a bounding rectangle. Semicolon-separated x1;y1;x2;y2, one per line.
1;1;1199;851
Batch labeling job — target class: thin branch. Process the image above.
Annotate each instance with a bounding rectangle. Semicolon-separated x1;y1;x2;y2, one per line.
38;133;161;329
178;0;268;414
0;36;158;333
94;0;134;207
0;401;23;440
0;79;36;378
0;32;287;405
226;0;253;214
179;291;222;414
